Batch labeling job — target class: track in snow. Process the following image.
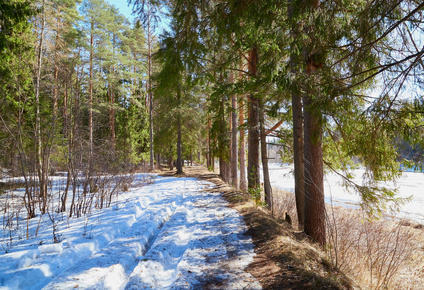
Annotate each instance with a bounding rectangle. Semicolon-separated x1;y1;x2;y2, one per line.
0;175;260;289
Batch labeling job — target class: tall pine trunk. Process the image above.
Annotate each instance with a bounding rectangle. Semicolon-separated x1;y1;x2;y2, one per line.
35;0;47;214
88;17;94;175
239;95;247;191
109;34;116;157
147;3;154;171
176;115;183;174
206;115;211;169
61;82;69;213
231;76;238;188
69;59;80;217
176;91;183;174
219;92;230;183
292;88;305;230
247;47;260;190
303;90;325;245
303;0;325;246
260;99;272;207
108;87;116;156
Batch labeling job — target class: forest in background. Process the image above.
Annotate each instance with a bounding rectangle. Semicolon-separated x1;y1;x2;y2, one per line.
137;0;424;247
1;0;155;218
1;0;424;250
2;1;424;288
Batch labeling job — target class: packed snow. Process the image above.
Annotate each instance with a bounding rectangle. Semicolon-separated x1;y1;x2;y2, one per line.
267;163;424;223
0;174;260;289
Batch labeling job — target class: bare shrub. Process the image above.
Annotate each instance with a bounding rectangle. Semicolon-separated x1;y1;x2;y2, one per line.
118;175;135;192
82;216;100;239
131;174;156;188
326;206;421;289
141;174;156;185
1;182;27;252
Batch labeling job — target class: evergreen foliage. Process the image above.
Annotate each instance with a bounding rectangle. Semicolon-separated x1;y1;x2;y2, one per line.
0;0;423;244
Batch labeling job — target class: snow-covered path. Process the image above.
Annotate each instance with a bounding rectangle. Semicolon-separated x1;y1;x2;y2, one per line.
0;176;260;289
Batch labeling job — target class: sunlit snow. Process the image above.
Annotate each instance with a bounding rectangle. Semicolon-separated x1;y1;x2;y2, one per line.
0;174;260;289
267;163;424;223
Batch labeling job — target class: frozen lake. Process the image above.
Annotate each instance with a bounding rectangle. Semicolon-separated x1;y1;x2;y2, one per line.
266;164;424;224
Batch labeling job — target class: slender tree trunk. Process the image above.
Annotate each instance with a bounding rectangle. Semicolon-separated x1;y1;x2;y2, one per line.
231;73;238;188
219;91;230;182
35;0;47;214
112;90;116;154
247;47;260;190
69;59;80;217
109;32;116;157
111;35;116;155
238;56;247;191
147;4;154;171
61;83;69;213
53;66;59;115
88;17;94;174
239;95;247;191
303;0;325;246
260;99;272;207
108;88;113;149
176;115;183;174
207;116;211;169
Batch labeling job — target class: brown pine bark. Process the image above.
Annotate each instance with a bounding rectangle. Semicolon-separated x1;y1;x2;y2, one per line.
303;88;325;245
176;92;183;174
238;56;247;191
231;75;238;188
303;0;325;246
176;119;183;174
260;99;272;207
61;83;69;213
207;115;211;169
292;87;305;230
239;97;247;191
69;58;80;218
219;92;230;183
147;2;154;171
108;87;115;153
88;17;94;174
247;47;260;190
35;0;47;214
110;34;116;155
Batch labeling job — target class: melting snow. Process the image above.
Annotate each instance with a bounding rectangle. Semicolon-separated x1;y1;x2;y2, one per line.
0;175;260;289
267;163;424;223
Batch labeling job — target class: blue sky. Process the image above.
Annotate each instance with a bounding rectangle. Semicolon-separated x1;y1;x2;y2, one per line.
105;0;135;20
105;0;169;34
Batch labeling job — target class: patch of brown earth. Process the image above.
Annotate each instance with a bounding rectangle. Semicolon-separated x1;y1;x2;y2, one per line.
161;165;355;289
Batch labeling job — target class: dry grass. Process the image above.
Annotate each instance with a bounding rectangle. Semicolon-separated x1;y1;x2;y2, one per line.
271;188;300;229
272;188;424;289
